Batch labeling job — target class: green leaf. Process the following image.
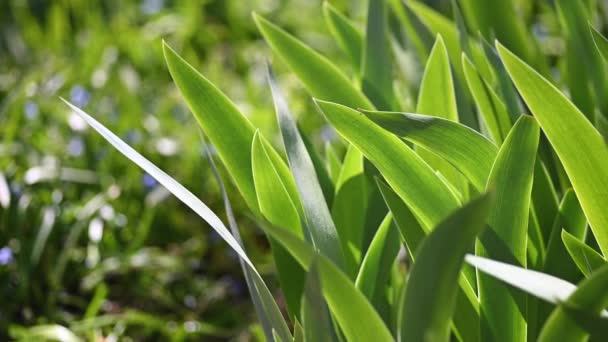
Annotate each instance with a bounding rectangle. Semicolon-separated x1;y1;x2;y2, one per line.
417;35;458;121
406;1;461;78
315;100;460;229
544;189;588;283
355;213;400;307
251;131;306;318
323;2;363;75
251;132;302;238
466;254;577;304
301;259;338;342
377;179;425;257
363;111;497;190
378;179;480;342
361;0;397;110
556;0;608;117
62;100;257;272
256;222;394;342
205;135;292;341
538;263;608;342
416;35;468;197
562;230;607;278
331;145;367;275
462;54;511;143
253;13;373;110
400;192;493;342
477;115;539;342
325;143;342;184
267;67;345;269
459;0;542;71
162;42;258;211
498;42;608;256
299;125;334;206
590;24;608;64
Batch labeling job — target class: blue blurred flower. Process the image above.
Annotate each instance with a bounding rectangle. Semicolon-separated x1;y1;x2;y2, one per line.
0;247;13;265
141;0;164;15
24;100;39;120
142;173;158;189
70;85;91;107
68;137;85;157
124;130;142;144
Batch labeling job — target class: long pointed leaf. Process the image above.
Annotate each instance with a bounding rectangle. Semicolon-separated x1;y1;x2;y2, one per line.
62;100;256;272
315;100;460;229
477;115;539;342
254;13;373;110
364;111;497;190
497;42;608;256
267;67;345;269
400;192;492;342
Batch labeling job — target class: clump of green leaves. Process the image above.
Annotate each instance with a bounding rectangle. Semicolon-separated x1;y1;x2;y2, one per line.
62;0;608;341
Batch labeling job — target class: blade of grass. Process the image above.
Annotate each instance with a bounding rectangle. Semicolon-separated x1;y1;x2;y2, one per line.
61;100;258;281
416;35;468;197
562;231;606;278
323;2;363;76
256;222;394;341
538;263;608;341
254;13;373;110
462;54;511;143
355;213;400;308
315;100;460;229
498;42;608;256
251;131;306;318
363;110;497;190
477;115;539;342
361;0;397;110
400;192;492;342
267;66;345;269
206;133;292;341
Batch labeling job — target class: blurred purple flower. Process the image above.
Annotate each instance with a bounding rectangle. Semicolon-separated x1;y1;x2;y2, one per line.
70;85;91;107
68;137;85;157
0;247;13;265
24;101;39;120
142;173;158;189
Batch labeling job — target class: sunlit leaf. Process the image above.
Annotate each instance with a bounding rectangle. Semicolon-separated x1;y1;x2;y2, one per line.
562;230;606;278
315;100;460;229
539;263;608;341
498;42;608;256
364;110;497;190
267;66;345;269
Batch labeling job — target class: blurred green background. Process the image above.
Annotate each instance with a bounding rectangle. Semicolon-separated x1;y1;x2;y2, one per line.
0;0;370;340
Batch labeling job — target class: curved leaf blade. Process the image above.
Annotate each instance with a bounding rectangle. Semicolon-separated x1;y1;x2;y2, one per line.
254;13;373;110
62;100;257;272
257;222;394;342
315;100;460;229
477;115;539;342
323;2;363;75
400;192;492;342
364;110;497;190
539;263;608;341
497;42;608;256
267;67;345;269
562;230;607;278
